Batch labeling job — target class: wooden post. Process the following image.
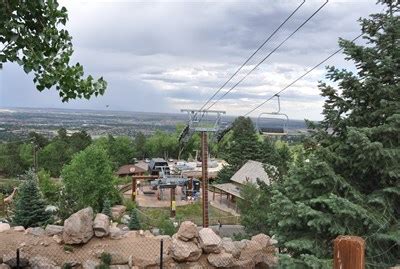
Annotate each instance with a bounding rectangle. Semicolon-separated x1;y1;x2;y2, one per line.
213;186;215;201
201;131;209;228
334;236;365;269
170;187;176;218
131;177;137;201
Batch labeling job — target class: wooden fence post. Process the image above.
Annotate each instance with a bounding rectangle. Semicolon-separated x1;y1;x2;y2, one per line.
334;235;365;269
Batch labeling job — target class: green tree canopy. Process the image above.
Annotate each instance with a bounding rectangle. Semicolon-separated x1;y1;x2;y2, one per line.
13;170;51;228
0;0;106;101
61;144;120;213
240;2;400;267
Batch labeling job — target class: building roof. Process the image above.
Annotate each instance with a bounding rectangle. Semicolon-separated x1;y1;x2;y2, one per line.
213;183;242;199
230;160;270;185
116;164;146;176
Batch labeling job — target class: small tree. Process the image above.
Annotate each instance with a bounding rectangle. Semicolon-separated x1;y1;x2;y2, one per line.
13;170;51;228
101;199;112;218
128;209;141;230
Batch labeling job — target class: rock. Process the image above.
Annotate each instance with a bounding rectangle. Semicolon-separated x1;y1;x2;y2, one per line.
26;227;45;236
109;266;130;269
170;237;202;262
93;213;110;237
231;239;278;269
45;205;58;213
121;214;130;224
177;221;198;241
3;257;29;268
111;205;126;220
82;260;100;269
198;228;221;253
52;234;63;244
208;252;234;267
29;256;60;269
151;228;160;236
0;264;10;269
109;252;129;265
109;226;123;239
0;223;10;233
131;255;159;268
45;225;64;236
63;207;94;244
251;233;271;248
222;238;241;258
13;226;25;232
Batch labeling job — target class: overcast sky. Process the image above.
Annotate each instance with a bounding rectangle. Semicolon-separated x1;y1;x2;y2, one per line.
0;0;382;120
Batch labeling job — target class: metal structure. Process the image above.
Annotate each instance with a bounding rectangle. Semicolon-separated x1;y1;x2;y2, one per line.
256;94;289;136
180;109;226;227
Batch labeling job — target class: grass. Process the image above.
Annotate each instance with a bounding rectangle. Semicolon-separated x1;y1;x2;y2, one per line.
139;202;239;226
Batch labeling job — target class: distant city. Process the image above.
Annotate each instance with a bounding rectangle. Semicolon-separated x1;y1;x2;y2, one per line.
0;107;309;141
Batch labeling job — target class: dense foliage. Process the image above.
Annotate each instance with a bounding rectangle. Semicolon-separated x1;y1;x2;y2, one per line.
239;2;400;267
61;145;120;214
216;116;292;183
128;209;141;230
0;0;106;101
12;170;51;228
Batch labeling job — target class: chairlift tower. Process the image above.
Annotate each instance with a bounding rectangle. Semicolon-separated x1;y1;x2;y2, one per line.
180;109;226;227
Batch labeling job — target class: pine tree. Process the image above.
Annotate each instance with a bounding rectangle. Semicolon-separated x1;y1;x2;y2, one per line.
128;209;141;230
101;199;112;218
249;1;400;267
13;170;51;228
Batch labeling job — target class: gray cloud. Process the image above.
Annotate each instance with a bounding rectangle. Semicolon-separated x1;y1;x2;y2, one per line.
0;0;382;120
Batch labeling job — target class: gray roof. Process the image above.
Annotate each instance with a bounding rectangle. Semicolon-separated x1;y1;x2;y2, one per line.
212;183;242;198
230;160;270;185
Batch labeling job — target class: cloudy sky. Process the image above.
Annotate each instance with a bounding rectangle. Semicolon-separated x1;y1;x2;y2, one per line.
0;0;382;120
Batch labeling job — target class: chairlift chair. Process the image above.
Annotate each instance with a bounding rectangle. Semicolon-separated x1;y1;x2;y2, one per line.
256;94;289;136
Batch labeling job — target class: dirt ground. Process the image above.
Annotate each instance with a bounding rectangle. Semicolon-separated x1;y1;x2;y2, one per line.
0;229;171;266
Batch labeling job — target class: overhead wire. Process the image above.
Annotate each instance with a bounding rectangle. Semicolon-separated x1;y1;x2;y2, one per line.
196;0;307;115
243;33;363;117
205;0;329;111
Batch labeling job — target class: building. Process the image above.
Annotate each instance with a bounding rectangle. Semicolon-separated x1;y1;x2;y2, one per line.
211;160;271;214
116;164;146;177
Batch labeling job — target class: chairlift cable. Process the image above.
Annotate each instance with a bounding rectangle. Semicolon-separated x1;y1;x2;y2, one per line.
243;33;363;117
205;0;329;111
196;0;307;114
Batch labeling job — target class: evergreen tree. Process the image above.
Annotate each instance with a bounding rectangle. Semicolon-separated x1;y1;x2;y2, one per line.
101;199;112;218
13;170;51;228
241;2;400;267
128;209;141;230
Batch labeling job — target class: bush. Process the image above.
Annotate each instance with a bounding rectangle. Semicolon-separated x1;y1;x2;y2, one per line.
128;209;141;230
100;252;112;265
61;145;120;213
123;199;136;212
101;199;112;218
37;169;60;204
158;218;176;236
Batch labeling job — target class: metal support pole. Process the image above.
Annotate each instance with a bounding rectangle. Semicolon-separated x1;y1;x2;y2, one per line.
201;131;209;227
16;248;20;269
160;239;164;269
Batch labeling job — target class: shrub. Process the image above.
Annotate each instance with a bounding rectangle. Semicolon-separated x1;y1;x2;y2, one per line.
128;209;141;230
158;218;176;236
37;169;61;204
101;198;112;218
100;252;112;265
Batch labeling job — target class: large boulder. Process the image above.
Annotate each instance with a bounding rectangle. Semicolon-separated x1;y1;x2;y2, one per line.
170;236;202;262
251;234;271;248
63;207;94;244
111;205;126;220
93;213;110;237
13;226;25;232
0;264;10;269
177;221;198;241
232;239;278;269
0;223;10;233
198;228;221;253
109;226;123;239
45;225;64;236
207;252;234;268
